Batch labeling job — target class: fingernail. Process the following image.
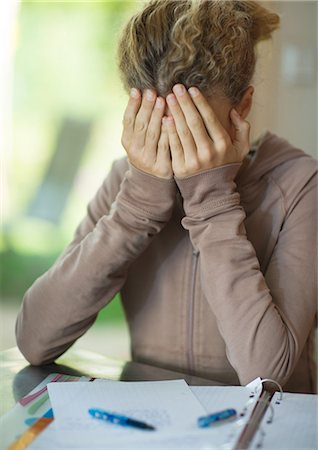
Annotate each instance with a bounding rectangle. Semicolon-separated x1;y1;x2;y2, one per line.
146;89;155;101
130;88;139;99
188;87;199;97
155;97;164;109
232;108;240;117
167;94;177;105
173;84;185;96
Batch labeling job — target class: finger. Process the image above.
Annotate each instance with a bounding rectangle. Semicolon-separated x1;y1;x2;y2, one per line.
166;93;197;164
230;108;251;159
156;122;172;178
156;121;170;162
144;96;166;164
172;84;211;153
134;89;157;149
188;87;228;145
164;115;185;173
121;88;142;149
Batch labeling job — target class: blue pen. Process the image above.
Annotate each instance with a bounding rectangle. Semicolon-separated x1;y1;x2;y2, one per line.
88;408;156;431
198;408;237;427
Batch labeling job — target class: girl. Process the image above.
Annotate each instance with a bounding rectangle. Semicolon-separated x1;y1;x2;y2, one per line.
16;0;317;393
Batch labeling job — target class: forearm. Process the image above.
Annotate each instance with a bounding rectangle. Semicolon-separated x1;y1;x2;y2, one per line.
176;164;316;386
190;211;293;385
16;165;176;365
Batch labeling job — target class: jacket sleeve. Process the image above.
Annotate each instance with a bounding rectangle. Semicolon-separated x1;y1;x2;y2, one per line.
16;160;176;365
175;162;317;387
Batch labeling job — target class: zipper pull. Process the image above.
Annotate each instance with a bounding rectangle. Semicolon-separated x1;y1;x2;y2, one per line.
193;249;199;257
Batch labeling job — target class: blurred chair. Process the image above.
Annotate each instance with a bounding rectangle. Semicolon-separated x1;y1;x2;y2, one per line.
26;117;92;224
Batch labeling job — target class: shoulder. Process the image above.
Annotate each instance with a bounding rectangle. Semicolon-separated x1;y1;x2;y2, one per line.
265;133;316;211
264;132;316;177
246;131;317;211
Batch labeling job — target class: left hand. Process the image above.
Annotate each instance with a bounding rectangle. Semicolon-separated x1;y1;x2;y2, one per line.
164;84;251;178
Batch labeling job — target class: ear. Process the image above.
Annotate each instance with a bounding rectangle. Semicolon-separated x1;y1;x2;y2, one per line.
236;86;254;119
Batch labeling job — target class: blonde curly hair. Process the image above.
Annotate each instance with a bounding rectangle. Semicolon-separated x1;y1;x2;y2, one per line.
117;0;280;105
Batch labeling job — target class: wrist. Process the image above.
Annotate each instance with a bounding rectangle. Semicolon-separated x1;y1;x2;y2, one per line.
128;159;173;180
128;161;174;182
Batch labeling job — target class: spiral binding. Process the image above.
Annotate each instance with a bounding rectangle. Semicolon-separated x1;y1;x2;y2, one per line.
255;378;284;402
234;397;274;449
204;378;285;450
222;389;262;449
252;378;284;449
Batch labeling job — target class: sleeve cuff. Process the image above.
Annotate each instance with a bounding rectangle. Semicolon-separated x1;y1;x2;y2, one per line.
175;163;241;217
115;162;177;221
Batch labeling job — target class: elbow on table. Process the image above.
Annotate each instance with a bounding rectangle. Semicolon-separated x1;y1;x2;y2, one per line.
16;341;51;366
15;320;56;366
16;337;52;366
22;350;52;367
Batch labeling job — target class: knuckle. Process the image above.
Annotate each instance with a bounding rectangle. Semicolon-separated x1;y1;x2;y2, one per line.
121;135;126;148
187;157;200;172
146;128;157;142
180;127;190;139
188;116;201;129
135;120;147;133
200;153;213;165
122;115;133;128
121;133;130;150
206;112;217;124
217;136;230;152
158;142;168;153
200;142;212;155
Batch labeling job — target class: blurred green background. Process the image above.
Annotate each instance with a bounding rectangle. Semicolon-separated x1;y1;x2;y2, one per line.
1;0;141;355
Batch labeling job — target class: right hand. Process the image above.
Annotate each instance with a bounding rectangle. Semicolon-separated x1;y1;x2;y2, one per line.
121;88;173;179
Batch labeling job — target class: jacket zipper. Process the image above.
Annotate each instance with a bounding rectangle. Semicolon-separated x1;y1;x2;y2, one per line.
187;249;199;374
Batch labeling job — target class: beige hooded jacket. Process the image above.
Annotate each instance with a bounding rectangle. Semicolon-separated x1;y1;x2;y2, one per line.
16;131;317;393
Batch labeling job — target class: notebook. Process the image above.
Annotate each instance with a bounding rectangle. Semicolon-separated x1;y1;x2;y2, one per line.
4;375;316;450
28;379;262;449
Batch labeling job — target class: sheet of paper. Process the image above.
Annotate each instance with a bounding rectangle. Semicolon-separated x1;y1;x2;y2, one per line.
189;385;262;449
191;385;256;412
250;392;318;449
49;379;205;428
29;380;261;450
29;380;205;448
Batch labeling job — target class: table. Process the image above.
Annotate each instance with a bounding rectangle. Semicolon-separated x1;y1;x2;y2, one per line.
0;347;223;416
0;347;269;450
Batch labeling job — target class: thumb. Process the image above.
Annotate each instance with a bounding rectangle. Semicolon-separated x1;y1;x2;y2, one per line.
230;108;251;159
